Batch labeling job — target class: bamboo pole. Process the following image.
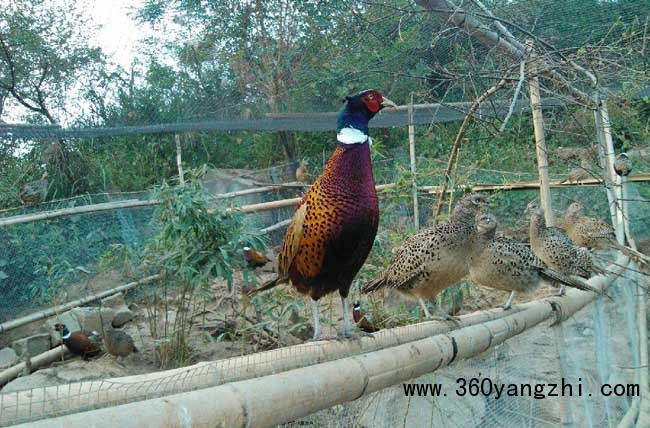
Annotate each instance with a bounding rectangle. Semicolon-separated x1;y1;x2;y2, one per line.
3;174;650;228
0;346;70;388
13;256;628;428
528;52;554;226
408;94;419;231
175;134;184;185
0;274;163;335
0;306;527;426
1;254;629;426
598;99;625;243
260;218;291;234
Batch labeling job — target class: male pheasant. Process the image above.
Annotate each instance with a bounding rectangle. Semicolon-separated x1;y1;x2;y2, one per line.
471;214;598;309
248;90;397;340
361;193;489;320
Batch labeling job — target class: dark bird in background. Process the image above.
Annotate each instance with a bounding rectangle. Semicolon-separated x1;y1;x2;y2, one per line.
248;89;397;340
527;201;607;294
471;214;599;309
295;159;309;183
19;171;48;205
614;152;632;177
352;300;379;333
361;193;489;320
564;202;649;266
243;246;271;269
103;327;138;359
54;323;102;360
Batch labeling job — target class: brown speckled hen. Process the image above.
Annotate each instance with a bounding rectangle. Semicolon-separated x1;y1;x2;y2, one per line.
248;90;397;340
361;193;489;320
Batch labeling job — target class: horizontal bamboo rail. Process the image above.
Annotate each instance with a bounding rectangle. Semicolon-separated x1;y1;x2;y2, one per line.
0;346;70;388
0;306;527;425
11;256;627;428
1;255;628;426
0;183;398;228
0;274;163;335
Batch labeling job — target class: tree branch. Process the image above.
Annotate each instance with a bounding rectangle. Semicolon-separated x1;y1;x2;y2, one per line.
432;77;508;222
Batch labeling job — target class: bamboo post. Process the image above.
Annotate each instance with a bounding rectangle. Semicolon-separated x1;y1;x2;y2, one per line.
408;93;419;231
528;54;554;226
175;134;185;185
598;98;625;243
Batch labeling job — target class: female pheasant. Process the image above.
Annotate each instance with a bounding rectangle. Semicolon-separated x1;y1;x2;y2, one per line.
361;193;489;320
471;213;598;309
527;201;608;294
248;90;397;340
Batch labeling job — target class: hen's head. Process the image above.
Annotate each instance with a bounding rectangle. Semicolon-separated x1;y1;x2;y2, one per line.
476;213;498;237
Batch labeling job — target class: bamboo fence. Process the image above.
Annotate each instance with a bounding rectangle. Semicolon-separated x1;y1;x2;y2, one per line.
2;174;649;228
6;255;628;428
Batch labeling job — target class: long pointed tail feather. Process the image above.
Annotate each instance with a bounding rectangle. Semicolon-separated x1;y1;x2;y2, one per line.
246;276;282;296
361;275;386;294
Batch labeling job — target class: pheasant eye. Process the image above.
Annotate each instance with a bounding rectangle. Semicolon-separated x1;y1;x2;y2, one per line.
367;94;374;99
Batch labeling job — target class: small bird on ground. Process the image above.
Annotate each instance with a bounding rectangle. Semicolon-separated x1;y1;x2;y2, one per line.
103;328;138;359
54;323;102;360
19;171;48;204
361;193;489;320
243;247;271;269
564;202;649;266
352;300;379;333
614;152;632;177
527;201;607;294
471;214;599;309
247;89;397;341
295;159;309;183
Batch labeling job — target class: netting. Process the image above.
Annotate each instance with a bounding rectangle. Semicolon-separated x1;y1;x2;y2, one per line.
1;0;650;426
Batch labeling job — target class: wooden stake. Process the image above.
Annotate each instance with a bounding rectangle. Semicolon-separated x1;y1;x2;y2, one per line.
528;54;554;226
408;93;419;231
175;134;185;185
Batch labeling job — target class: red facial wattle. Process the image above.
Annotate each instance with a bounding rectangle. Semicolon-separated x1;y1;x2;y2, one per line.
364;97;381;113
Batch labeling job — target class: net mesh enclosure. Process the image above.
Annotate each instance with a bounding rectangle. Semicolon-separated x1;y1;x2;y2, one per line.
1;0;650;426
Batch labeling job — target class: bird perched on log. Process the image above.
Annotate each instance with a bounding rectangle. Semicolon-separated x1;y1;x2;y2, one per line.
352;300;379;333
103;328;138;359
471;214;599;309
614;152;632;177
564;202;649;266
19;171;48;205
361;193;490;320
243;247;271;269
247;89;397;340
295;159;309;183
54;323;102;360
527;201;607;294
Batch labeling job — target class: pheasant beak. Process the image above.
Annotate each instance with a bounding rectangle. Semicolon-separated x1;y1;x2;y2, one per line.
381;98;398;110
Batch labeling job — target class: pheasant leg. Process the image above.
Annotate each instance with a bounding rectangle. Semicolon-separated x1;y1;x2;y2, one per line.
418;298;432;320
499;291;516;310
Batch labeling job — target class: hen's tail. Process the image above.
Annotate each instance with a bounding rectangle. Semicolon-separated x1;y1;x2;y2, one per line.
540;268;600;294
